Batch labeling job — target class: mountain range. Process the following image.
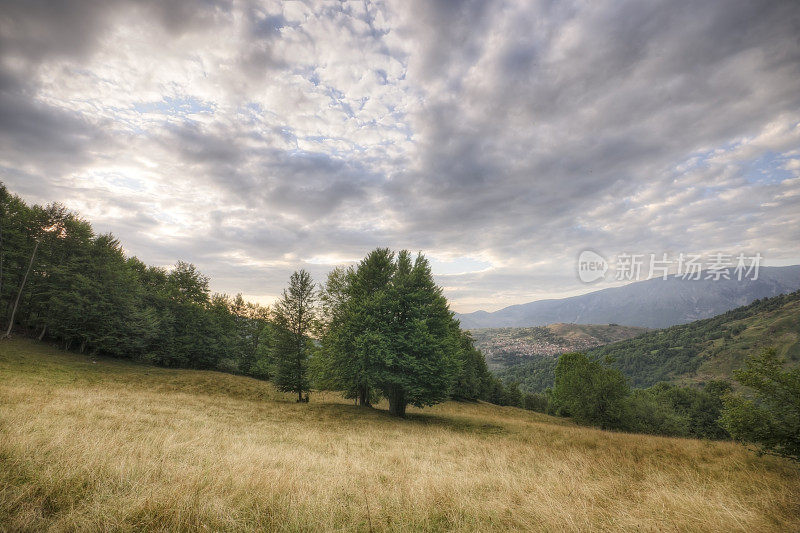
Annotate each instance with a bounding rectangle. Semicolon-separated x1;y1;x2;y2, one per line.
496;289;800;393
456;265;800;329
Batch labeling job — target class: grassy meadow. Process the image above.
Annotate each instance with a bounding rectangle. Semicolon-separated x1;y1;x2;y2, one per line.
1;337;799;532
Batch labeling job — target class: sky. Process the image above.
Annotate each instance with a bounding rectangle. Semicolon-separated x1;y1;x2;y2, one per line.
1;0;799;313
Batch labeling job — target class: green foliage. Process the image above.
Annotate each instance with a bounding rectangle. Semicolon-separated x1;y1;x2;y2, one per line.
522;392;549;413
315;248;460;416
721;348;800;461
273;270;316;402
495;356;557;394
550;352;629;429
546;351;732;438
451;331;495;401
624;381;731;439
623;389;688;436
588;291;800;387
314;251;394;405
0;183;273;378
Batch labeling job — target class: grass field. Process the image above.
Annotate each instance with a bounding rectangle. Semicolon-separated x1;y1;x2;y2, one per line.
1;338;799;532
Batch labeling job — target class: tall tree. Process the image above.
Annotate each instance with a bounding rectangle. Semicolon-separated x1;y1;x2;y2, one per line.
379;251;458;417
451;330;493;401
228;294;271;375
0;187;35;326
317;249;459;417
2;203;63;338
274;270;316;402
314;266;361;399
316;251;395;406
350;249;394;407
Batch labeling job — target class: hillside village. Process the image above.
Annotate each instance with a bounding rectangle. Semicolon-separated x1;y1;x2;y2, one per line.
469;324;647;368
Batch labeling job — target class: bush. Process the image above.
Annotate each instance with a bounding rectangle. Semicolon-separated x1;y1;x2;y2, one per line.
550;352;629;429
721;348;800;461
523;392;549;413
250;358;273;380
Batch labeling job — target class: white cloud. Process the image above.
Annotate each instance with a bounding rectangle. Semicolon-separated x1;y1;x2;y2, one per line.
1;0;799;312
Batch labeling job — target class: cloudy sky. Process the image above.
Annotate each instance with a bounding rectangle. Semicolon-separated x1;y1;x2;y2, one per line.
1;0;799;312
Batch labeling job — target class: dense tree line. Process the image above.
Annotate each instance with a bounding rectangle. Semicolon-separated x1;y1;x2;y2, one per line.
495;356;557;394
536;347;800;457
0;184;273;377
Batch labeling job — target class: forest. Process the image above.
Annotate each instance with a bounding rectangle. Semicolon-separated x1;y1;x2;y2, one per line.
0;183;525;415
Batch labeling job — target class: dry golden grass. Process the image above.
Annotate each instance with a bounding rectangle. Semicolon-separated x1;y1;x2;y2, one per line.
1;337;799;532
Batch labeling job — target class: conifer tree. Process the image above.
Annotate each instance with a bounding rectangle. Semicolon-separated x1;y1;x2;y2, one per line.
274;270;316;402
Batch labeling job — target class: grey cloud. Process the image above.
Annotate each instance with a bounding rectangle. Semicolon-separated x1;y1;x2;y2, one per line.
1;0;799;311
164;120;383;221
0;0;231;63
0;79;109;174
399;0;800;242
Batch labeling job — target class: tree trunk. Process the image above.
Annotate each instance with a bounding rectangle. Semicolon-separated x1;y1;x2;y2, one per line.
358;386;372;408
388;388;407;418
38;324;47;340
3;239;38;339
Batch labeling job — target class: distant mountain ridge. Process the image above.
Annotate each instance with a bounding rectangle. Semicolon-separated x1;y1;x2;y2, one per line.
456;265;800;329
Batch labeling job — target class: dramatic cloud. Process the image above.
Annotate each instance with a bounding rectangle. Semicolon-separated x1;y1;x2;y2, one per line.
2;0;799;311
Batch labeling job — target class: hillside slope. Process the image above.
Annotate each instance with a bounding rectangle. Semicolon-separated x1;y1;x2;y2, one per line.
1;338;799;531
595;289;800;387
457;265;800;328
499;290;800;393
470;323;647;370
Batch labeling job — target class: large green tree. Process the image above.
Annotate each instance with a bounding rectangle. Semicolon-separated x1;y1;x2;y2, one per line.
316;251;394;406
317;248;459;417
379;251;458;416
